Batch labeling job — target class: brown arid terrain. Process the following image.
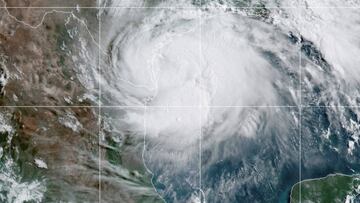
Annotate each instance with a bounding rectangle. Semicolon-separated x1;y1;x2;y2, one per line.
0;107;100;201
3;0;96;7
0;0;159;202
0;0;99;106
0;0;101;201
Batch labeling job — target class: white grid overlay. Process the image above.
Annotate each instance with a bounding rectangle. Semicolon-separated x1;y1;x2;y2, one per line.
298;7;302;203
1;1;360;202
98;1;102;201
199;8;203;201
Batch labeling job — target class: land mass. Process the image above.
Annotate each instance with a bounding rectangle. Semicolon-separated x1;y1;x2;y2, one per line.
290;173;360;203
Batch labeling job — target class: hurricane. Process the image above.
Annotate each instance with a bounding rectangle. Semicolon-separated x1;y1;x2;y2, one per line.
1;0;360;202
96;0;360;202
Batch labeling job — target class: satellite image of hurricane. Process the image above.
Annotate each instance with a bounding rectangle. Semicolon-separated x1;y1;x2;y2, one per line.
0;0;360;202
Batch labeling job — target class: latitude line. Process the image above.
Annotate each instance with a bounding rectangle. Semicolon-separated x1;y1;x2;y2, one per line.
1;6;360;8
2;105;360;108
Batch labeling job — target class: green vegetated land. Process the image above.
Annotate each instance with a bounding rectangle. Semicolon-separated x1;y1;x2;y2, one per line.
290;174;360;203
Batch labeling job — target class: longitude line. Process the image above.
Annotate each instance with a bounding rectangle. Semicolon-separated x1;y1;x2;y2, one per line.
199;6;203;202
98;2;102;203
298;5;302;203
